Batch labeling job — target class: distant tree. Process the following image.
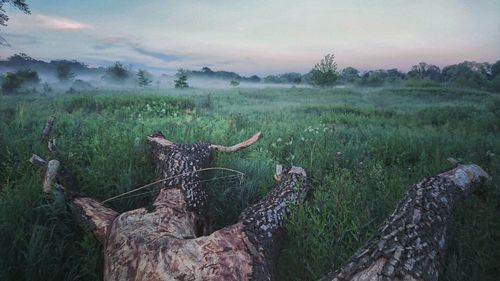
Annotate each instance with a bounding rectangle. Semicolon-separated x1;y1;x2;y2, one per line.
310;53;338;87
230;80;240;87
1;69;39;95
1;72;24;94
341;67;359;83
68;79;95;93
386;68;405;82
245;75;261;83
280;72;302;83
442;61;490;89
359;70;388;86
263;75;280;83
407;62;442;81
137;69;152;87
174;68;189;89
56;64;75;82
490;60;500;78
16;69;40;85
104;62;130;83
201;67;214;74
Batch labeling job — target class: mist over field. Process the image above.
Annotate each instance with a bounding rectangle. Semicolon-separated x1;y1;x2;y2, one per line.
1;1;499;281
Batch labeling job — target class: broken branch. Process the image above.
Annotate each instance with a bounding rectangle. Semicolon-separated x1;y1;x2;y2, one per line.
210;132;263;153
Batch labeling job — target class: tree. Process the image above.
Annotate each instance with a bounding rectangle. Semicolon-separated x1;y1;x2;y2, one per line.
1;69;39;95
341;67;359;83
16;69;40;85
442;61;490;89
310;53;338;87
56;64;75;82
137;69;152;87
174;68;189;89
1;72;24;95
230;79;240;87
0;0;30;45
0;0;30;26
103;62;130;83
407;62;442;81
201;67;214;75
490;60;500;78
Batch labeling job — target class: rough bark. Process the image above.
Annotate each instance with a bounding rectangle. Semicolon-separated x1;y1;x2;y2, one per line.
320;164;490;281
32;124;310;280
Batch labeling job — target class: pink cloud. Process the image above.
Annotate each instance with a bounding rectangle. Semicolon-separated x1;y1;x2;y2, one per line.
35;14;90;30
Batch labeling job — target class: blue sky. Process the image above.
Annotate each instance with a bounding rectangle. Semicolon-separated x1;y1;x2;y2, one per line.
0;0;499;75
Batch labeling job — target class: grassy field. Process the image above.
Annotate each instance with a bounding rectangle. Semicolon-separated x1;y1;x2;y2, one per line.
0;86;499;281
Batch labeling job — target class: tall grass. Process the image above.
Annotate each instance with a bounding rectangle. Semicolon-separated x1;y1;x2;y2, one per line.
0;87;499;280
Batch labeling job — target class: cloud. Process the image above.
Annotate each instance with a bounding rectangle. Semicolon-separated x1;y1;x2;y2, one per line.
131;46;182;63
3;33;40;45
93;37;184;63
35;14;90;30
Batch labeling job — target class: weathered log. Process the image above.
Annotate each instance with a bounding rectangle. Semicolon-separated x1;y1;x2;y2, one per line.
103;164;308;281
41;115;55;139
29;154;47;167
320;164;490;281
42;159;60;193
32;125;311;280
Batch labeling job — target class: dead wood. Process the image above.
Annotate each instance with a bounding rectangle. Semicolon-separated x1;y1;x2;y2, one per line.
31;123;311;280
41;115;55;139
30;116;491;281
320;164;490;281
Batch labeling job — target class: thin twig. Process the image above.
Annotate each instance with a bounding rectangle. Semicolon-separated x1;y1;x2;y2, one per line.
102;174;242;202
101;167;244;204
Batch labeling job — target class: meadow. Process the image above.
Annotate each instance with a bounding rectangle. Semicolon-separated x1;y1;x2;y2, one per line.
0;86;499;281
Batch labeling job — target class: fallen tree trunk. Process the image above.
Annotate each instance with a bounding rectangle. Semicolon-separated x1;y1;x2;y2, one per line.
320;164;490;281
31;121;311;281
30;117;491;281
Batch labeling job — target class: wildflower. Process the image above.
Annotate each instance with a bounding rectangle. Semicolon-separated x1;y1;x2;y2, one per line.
277;138;282;142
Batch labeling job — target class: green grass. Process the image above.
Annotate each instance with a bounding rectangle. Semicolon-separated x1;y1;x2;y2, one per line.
0;86;499;281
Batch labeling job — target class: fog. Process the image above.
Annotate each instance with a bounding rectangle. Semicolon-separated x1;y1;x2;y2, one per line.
4;69;310;93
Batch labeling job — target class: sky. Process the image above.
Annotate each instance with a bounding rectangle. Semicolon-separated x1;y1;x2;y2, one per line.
0;0;499;75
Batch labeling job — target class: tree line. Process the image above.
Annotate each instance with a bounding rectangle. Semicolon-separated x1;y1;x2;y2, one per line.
1;52;499;94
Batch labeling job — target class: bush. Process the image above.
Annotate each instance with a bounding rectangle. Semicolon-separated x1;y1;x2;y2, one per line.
310;53;338;87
